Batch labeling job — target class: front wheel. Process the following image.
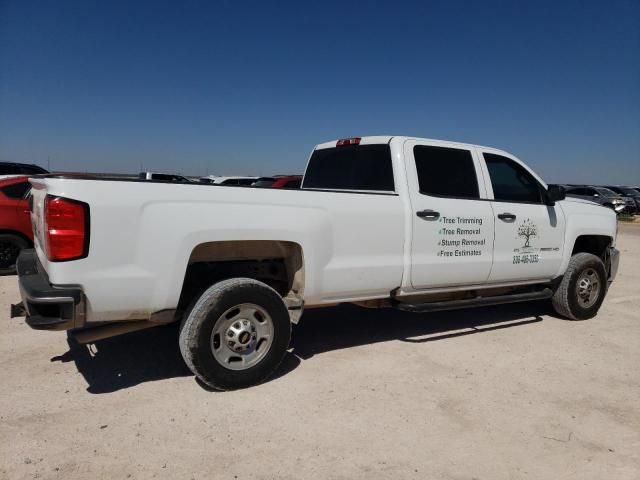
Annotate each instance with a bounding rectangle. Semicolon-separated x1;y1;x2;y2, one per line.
552;253;608;320
179;278;291;390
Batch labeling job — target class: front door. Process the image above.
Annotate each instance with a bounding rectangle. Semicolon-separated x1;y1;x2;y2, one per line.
405;140;495;289
480;152;566;282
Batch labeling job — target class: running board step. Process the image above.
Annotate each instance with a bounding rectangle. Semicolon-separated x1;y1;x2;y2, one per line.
394;288;553;313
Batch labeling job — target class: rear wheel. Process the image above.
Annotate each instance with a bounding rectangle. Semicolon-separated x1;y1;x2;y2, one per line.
0;234;28;275
179;278;291;390
552;253;607;320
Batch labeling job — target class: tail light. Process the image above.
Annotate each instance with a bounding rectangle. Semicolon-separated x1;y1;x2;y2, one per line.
44;195;90;261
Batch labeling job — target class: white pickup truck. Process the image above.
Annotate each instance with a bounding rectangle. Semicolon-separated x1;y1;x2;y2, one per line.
12;136;620;389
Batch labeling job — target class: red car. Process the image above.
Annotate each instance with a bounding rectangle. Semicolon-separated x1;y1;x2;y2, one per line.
252;175;303;189
0;176;33;274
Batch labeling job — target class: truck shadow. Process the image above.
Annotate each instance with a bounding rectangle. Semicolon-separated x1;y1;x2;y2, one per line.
51;301;547;394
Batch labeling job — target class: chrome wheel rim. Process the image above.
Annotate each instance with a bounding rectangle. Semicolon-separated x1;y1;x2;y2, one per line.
211;303;274;371
576;268;601;308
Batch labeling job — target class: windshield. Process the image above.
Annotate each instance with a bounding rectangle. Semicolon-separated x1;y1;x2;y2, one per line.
596;188;617;197
618;187;639;196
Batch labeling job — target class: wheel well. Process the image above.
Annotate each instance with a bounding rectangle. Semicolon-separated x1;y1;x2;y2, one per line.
0;229;33;246
177;240;304;313
571;235;611;260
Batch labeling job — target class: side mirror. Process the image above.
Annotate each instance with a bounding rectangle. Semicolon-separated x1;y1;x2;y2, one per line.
546;184;566;205
593;193;600;198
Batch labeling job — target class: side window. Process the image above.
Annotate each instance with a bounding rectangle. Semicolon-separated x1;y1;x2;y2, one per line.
484;153;543;203
413;146;479;199
1;181;31;199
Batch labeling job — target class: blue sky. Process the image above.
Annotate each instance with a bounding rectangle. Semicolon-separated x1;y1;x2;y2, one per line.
1;0;638;184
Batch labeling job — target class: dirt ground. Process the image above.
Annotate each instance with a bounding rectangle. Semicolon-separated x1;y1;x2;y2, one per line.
1;224;639;480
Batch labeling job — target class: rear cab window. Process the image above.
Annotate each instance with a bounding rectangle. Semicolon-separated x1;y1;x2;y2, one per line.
303;143;395;193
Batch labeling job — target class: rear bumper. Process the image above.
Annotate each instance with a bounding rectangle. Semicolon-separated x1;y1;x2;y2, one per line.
608;246;620;282
12;249;84;331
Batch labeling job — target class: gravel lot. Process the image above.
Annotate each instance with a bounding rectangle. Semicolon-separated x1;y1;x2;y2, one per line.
1;224;639;480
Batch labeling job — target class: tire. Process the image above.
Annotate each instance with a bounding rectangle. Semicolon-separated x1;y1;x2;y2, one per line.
179;278;291;390
552;253;608;320
0;234;28;275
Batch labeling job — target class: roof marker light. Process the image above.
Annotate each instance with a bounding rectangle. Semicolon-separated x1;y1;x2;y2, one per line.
336;137;361;147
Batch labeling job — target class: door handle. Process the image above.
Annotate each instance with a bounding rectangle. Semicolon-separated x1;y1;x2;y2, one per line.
416;209;440;220
497;212;516;221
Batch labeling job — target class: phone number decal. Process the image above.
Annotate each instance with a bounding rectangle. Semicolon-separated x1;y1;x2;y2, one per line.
512;254;539;264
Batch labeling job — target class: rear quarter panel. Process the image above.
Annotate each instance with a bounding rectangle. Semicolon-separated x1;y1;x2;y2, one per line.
32;178;405;322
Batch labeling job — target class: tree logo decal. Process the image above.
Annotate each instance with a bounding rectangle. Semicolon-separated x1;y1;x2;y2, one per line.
517;218;538;248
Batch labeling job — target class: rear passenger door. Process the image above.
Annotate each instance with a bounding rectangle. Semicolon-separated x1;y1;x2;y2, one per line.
480;152;566;282
404;140;495;289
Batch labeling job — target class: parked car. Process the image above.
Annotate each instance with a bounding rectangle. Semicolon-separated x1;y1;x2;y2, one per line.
564;186;627;213
0;162;48;180
252;175;303;189
139;172;192;183
199;176;259;186
12;136;619;390
0;176;33;274
603;186;640;213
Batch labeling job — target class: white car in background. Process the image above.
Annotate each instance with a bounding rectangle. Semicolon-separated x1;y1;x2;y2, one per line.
139;172;192;183
199;175;259;186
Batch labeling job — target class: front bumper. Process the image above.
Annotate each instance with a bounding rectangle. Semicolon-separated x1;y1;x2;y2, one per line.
11;249;84;331
608;246;620;283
